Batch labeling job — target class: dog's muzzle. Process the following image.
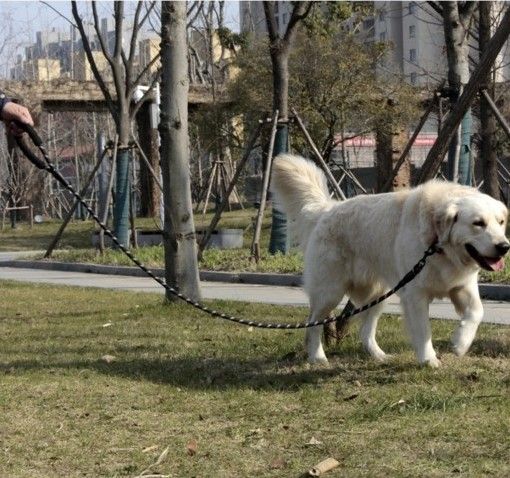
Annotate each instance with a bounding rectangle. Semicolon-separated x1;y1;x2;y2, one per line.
465;242;508;271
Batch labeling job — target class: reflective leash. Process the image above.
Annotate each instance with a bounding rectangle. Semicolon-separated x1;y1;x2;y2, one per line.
14;122;440;330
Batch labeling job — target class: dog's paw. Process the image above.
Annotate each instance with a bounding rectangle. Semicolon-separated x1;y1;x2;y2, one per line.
308;354;329;365
452;343;469;357
369;349;390;362
422;357;441;368
451;333;472;357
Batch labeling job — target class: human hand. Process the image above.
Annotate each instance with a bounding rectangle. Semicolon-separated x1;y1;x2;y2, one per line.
1;101;34;136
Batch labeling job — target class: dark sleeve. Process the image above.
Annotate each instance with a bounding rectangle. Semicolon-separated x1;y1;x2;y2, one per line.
0;91;11;114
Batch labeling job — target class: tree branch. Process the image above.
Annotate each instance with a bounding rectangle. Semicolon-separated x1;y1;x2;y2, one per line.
459;1;478;26
427;1;443;16
71;1;116;119
130;51;162;97
113;1;124;60
284;1;314;44
129;68;162;121
91;2;114;65
262;2;279;41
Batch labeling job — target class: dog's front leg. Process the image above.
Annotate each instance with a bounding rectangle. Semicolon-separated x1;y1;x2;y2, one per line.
400;291;440;367
449;280;483;356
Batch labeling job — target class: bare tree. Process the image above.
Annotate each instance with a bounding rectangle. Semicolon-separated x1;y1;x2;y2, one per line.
262;1;313;254
71;1;160;246
160;1;201;301
429;1;478;184
479;1;500;199
418;5;510;182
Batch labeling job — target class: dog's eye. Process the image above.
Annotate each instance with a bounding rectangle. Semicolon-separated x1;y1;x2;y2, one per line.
499;219;505;226
473;220;486;227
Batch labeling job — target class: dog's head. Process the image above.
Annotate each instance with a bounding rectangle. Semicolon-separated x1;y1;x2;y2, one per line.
431;192;509;271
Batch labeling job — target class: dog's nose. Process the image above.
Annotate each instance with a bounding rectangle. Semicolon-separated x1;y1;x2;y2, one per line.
495;242;510;256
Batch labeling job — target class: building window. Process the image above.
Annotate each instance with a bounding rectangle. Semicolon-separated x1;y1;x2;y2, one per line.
274;2;279;14
409;25;416;38
378;9;385;21
379;32;386;42
409;2;416;14
363;18;375;30
410;48;416;63
282;13;287;25
410;72;417;85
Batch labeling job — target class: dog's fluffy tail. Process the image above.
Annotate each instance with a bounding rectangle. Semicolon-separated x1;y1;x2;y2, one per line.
271;154;333;250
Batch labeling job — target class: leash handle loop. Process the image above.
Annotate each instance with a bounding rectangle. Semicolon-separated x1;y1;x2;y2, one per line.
12;120;47;170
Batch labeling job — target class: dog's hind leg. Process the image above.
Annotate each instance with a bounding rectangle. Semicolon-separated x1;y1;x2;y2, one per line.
357;302;388;361
306;286;345;364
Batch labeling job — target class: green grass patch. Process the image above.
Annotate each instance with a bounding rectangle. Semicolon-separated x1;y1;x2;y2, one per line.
6;210;510;281
48;246;304;274
0;281;509;477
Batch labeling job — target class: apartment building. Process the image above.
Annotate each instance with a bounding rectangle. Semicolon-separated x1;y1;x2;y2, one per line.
240;1;294;37
239;1;510;171
374;2;445;87
10;20;139;82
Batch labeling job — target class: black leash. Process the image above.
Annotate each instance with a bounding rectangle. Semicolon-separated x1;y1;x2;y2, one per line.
13;121;440;330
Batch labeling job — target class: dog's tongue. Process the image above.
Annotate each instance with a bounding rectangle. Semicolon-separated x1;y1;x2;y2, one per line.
486;257;505;271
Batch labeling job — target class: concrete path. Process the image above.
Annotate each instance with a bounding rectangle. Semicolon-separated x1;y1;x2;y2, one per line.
0;266;509;325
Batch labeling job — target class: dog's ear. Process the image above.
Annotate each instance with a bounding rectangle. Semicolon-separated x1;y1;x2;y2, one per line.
419;199;458;246
433;202;458;245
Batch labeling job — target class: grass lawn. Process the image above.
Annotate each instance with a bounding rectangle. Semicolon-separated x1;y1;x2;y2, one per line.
1;281;509;477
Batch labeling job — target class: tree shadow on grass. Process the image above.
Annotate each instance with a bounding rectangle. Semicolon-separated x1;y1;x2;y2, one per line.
0;354;346;391
433;337;510;359
2;335;508;391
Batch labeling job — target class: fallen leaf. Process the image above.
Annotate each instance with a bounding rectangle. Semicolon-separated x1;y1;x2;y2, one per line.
186;439;197;456
102;322;112;328
155;446;169;465
306;437;323;446
270;457;287;469
101;354;116;364
308;457;340;476
142;445;159;453
389;399;406;408
344;393;359;401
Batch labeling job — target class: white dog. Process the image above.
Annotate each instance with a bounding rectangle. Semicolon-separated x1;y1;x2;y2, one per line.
271;154;509;367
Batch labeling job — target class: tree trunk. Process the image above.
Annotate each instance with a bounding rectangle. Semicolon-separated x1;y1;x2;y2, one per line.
112;103;132;247
263;1;313;255
268;41;290;255
442;1;472;184
137;101;161;217
418;5;510;183
160;1;201;302
376;127;410;191
479;1;500;199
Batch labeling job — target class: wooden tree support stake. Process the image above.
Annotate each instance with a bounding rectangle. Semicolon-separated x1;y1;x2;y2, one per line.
480;89;510;141
99;135;119;252
292;107;346;200
198;121;263;254
44;145;110;258
251;110;279;262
